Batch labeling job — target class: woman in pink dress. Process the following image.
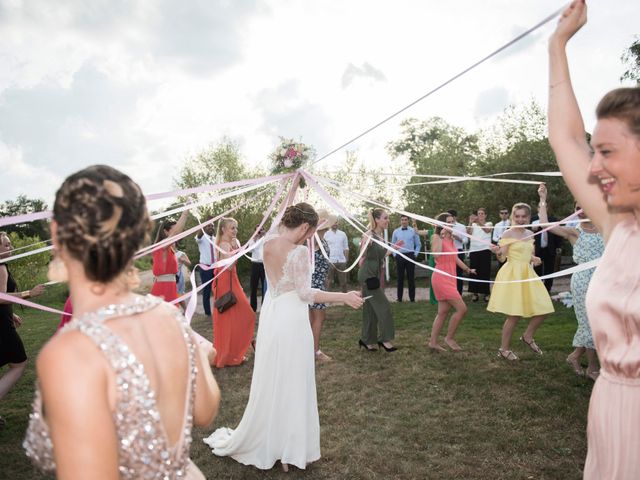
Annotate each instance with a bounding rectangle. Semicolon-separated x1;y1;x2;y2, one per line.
549;2;640;477
428;212;476;352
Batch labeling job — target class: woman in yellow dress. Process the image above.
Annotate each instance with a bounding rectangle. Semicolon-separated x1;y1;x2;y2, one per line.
487;203;554;360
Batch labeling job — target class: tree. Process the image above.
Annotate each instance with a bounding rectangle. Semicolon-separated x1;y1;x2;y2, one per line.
172;137;278;282
621;36;640;85
0;195;50;239
386;117;480;220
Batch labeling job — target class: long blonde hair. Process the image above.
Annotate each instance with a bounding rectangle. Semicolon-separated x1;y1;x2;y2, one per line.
510;203;531;225
215;217;237;245
368;208;386;231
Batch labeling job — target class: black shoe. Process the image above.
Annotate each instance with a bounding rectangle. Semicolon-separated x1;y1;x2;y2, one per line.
359;339;378;351
377;342;398;352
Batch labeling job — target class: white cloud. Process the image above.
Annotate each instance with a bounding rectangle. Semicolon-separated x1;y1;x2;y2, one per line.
0;0;639;204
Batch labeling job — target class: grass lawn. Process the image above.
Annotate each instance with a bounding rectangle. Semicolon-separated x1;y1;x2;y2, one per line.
0;291;592;479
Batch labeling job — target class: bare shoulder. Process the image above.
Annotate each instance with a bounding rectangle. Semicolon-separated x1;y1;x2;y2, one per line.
501;229;515;239
37;330;107;385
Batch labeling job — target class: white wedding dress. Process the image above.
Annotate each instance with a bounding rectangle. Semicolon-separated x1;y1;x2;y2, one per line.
203;241;321;470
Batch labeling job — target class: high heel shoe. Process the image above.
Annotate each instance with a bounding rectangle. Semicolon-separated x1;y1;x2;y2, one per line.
359;339;377;351
566;355;584;376
377;341;397;352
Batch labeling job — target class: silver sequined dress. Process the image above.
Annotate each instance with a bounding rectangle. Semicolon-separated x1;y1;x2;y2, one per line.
23;295;204;479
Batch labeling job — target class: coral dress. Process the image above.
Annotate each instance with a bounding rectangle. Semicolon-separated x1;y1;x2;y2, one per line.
583;218;640;479
487;237;554;318
212;266;255;368
431;237;461;301
150;247;179;302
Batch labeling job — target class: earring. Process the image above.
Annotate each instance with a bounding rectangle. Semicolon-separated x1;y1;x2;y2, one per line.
47;256;69;283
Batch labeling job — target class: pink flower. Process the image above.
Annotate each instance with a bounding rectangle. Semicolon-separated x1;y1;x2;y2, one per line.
284;159;293;168
286;147;297;159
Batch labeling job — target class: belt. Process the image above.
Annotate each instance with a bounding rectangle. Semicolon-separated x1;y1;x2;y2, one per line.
154;274;176;282
600;369;640;386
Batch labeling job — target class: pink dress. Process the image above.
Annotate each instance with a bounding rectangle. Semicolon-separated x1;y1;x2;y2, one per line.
584;217;640;479
431;238;461;301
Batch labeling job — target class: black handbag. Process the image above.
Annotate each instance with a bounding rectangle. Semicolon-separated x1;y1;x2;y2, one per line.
214;269;237;313
365;276;380;290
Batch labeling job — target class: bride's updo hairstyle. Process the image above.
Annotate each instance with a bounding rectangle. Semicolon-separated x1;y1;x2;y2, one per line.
281;203;319;229
53;165;151;283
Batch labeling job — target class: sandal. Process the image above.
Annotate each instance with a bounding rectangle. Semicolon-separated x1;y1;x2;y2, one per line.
498;349;519;361
566;355;584;376
586;370;600;381
520;336;543;355
315;350;332;362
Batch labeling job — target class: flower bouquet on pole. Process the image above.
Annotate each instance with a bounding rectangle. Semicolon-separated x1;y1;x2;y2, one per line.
269;137;315;188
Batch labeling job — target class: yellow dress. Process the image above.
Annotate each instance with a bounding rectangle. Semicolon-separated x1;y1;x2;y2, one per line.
487;237;554;318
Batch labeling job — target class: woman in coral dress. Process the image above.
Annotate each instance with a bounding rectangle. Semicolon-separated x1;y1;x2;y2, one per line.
487;202;554;360
428;212;475;352
212;217;255;368
150;210;189;302
549;3;640;476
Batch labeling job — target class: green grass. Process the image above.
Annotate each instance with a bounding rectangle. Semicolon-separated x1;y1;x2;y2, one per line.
0;296;591;479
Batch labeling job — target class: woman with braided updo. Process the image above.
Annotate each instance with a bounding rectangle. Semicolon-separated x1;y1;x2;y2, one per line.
211;217;255;368
24;165;220;479
204;202;363;472
150;209;189;302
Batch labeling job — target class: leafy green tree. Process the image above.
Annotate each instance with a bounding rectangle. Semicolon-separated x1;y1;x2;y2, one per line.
4;232;50;291
172;137;278;283
386;117;480;220
0;195;50;239
621;36;640;85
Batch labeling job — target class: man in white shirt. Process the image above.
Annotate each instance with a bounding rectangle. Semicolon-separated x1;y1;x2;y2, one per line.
249;226;266;311
324;221;349;293
448;209;468;295
492;207;511;243
195;222;216;317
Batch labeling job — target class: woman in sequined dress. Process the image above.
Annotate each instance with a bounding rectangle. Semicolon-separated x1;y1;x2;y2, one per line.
23;165;220;479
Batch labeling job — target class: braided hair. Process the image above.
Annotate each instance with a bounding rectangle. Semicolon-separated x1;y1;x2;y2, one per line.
53;165;151;283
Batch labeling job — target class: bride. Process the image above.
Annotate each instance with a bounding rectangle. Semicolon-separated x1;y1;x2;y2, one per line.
203;202;364;471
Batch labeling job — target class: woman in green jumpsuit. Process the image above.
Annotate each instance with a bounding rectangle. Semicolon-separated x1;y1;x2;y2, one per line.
357;208;402;352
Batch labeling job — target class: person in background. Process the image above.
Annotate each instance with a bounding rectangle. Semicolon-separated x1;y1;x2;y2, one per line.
175;247;191;310
56;297;73;332
212;217;255;368
391;215;421;302
466;208;493;302
151;210;189;303
0;231;45;429
358;208;403;352
22;165;219;478
448;210;468;295
195;221;216;318
412;219;438;306
537;185;603;380
429;213;476;352
493;207;511;243
324;220;349;293
309;210;338;362
487;202;554;360
531;202;564;292
249;226;266;312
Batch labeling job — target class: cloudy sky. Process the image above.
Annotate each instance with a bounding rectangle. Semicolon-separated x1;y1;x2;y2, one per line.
1;0;638;205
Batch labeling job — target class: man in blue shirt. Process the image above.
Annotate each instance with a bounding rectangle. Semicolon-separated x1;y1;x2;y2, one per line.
391;215;421;302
